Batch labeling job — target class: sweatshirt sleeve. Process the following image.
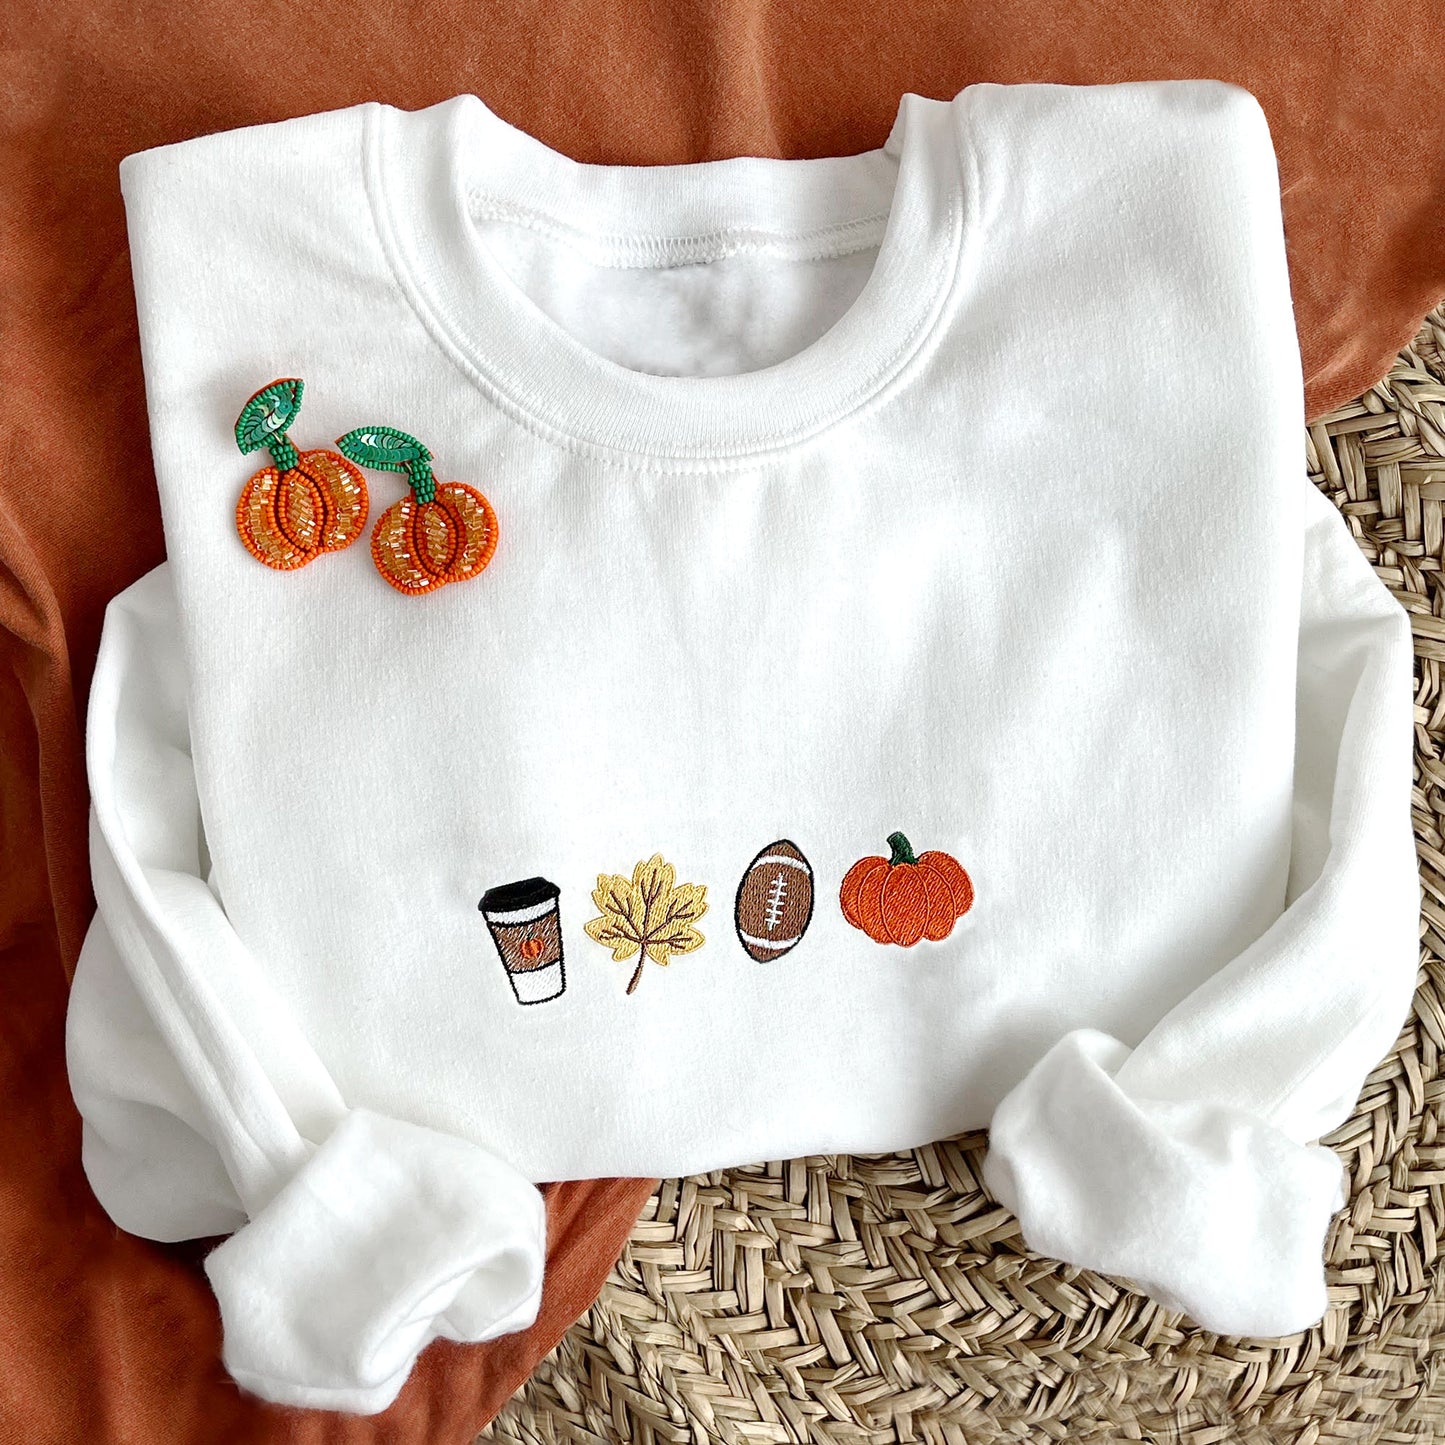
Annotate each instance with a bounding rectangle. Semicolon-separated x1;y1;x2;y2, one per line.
64;561;548;1414
981;471;1420;1337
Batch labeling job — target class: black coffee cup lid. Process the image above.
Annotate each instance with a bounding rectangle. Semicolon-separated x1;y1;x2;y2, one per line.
478;876;561;913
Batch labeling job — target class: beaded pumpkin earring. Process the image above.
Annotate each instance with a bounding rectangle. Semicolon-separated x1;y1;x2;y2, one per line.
335;424;499;596
234;378;369;570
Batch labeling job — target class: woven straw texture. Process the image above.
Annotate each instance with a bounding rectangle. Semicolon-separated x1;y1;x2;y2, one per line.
482;304;1445;1445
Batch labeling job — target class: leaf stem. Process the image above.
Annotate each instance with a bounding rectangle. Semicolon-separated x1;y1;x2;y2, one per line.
887;832;917;867
627;953;647;994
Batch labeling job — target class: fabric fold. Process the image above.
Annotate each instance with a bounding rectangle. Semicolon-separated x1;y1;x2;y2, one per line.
983;472;1418;1335
205;1107;546;1415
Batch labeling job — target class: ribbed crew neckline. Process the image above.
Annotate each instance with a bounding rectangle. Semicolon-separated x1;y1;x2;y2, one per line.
365;88;979;467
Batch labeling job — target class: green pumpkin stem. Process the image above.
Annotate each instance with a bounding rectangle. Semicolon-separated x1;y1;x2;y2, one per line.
886;832;918;867
405;457;436;505
267;435;301;473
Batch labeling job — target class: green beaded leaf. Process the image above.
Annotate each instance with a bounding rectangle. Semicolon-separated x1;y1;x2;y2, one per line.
235;378;304;454
335;425;432;472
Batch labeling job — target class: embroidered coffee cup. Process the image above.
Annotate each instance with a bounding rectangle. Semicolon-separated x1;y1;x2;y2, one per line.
478;877;566;1005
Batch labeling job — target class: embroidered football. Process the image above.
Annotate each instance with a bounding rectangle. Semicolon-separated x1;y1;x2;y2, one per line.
734;839;815;962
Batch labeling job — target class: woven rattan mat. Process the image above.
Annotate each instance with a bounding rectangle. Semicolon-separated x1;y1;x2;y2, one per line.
482;305;1445;1445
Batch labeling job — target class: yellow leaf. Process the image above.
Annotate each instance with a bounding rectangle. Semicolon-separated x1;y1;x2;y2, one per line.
584;855;709;993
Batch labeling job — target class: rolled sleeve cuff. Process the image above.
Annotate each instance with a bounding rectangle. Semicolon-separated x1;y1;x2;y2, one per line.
204;1106;547;1414
981;1028;1346;1336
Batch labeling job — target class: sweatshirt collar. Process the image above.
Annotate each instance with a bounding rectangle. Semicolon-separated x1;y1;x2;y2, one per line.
366;86;976;467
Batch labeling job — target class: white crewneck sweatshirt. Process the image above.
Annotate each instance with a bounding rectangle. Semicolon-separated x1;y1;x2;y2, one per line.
66;78;1420;1414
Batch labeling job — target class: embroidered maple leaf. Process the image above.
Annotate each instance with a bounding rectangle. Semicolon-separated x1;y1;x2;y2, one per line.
584;854;708;995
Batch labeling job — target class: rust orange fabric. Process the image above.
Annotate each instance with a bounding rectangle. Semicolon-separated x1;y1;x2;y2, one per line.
1;0;1442;1439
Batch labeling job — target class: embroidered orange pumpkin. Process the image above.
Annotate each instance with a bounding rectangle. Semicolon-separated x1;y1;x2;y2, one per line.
337;425;499;596
839;832;974;947
234;379;368;569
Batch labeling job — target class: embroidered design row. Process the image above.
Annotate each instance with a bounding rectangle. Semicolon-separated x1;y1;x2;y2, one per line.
477;834;975;1005
233;377;499;597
